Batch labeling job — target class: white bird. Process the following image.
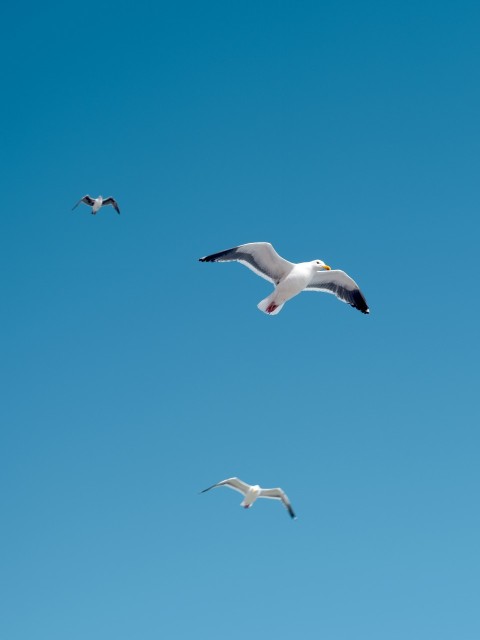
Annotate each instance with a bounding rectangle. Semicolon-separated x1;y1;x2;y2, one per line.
200;477;297;519
72;194;120;215
199;242;369;315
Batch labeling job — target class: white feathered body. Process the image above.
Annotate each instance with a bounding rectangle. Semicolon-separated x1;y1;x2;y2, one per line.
241;484;261;508
258;262;313;314
92;196;103;214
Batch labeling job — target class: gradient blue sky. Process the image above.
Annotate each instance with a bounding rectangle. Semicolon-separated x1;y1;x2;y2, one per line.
1;1;479;638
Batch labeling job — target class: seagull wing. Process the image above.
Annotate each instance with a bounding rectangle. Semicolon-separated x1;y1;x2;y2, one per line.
259;488;296;519
72;195;95;210
103;197;120;214
200;477;251;496
199;242;294;284
306;269;369;314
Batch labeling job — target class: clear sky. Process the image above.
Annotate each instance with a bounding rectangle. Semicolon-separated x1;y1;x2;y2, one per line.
1;1;479;638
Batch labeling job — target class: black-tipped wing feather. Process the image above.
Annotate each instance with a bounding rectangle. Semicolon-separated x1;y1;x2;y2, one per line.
200;477;250;496
259;488;296;519
102;197;120;214
306;269;369;314
72;195;95;210
199;242;293;284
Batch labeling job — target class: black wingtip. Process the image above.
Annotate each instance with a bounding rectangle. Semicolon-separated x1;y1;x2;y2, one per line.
198;247;239;263
351;289;370;314
200;484;215;493
354;306;370;315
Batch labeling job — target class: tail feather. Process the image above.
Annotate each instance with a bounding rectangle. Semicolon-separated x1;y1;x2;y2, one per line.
257;295;285;315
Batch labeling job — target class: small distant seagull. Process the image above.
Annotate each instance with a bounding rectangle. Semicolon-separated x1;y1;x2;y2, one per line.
200;477;296;519
199;242;369;315
72;194;120;215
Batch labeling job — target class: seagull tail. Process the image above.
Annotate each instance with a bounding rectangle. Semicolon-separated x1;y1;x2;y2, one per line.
257;295;285;316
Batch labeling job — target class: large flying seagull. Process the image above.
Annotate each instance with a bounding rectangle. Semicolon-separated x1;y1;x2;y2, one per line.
201;477;296;519
199;242;369;315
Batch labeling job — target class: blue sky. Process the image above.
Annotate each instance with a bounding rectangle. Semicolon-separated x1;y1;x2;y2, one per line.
1;1;479;638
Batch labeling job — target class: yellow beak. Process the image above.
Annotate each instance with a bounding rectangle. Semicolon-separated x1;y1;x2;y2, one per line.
323;265;331;271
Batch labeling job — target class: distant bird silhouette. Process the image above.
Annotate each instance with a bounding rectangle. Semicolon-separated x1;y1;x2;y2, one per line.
200;477;297;519
72;194;120;215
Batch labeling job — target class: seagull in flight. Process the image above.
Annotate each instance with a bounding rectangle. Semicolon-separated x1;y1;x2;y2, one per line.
200;477;296;519
199;242;369;315
72;194;120;215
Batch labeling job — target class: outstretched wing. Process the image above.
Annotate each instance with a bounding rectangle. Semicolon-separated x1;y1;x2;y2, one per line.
200;477;250;496
72;195;95;210
199;242;294;284
102;197;120;214
306;269;369;314
259;487;296;519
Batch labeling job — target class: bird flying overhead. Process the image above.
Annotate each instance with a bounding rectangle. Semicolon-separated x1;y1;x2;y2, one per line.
72;195;120;215
200;477;296;519
199;242;369;315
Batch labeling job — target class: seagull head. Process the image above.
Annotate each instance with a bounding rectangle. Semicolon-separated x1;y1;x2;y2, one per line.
312;259;331;272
